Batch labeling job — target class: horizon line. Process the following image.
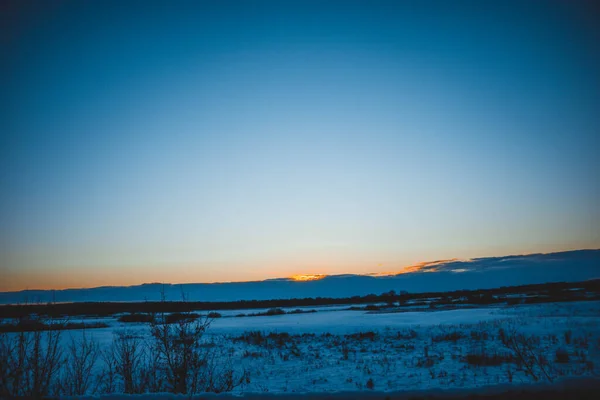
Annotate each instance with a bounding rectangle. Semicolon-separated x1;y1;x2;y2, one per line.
4;247;599;294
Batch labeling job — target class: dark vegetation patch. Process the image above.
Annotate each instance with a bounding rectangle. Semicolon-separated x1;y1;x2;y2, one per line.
470;330;490;341
464;351;515;366
0;320;108;333
118;313;154;323
240;308;285;317
264;308;285;316
555;348;570;363
432;331;466;342
164;312;199;324
289;308;317;314
235;307;316;318
345;331;377;341
233;331;294;347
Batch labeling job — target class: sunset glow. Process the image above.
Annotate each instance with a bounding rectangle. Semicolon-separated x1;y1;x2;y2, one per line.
290;274;327;282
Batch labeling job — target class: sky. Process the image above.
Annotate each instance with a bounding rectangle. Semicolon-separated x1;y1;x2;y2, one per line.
1;0;599;292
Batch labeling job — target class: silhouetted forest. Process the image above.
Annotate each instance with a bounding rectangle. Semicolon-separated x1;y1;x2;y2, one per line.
0;279;598;319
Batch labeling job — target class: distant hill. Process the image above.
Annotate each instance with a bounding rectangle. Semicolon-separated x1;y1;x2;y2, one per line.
1;249;598;304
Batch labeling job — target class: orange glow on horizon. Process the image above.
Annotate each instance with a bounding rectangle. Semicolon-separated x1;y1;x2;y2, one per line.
290;274;327;281
4;246;598;292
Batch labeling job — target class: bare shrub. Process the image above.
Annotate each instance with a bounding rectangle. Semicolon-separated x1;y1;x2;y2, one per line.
104;331;148;394
61;331;100;395
98;348;117;394
0;316;65;397
150;313;210;393
499;328;554;382
149;293;246;394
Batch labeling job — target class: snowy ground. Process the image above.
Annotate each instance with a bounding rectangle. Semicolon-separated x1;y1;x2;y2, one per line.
34;300;600;394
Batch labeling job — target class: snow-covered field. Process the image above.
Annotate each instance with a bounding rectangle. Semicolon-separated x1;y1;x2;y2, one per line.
44;300;600;394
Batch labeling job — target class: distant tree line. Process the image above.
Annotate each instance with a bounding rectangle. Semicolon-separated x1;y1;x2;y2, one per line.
0;279;598;319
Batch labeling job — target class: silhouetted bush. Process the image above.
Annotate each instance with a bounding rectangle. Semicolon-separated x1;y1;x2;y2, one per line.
207;312;222;318
464;351;514;366
0;318;64;396
164;312;199;324
265;308;285;316
288;308;317;314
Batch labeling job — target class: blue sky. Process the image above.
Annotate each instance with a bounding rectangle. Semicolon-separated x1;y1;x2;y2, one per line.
1;0;599;291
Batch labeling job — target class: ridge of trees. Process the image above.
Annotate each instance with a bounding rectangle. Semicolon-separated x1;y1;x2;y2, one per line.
0;279;598;319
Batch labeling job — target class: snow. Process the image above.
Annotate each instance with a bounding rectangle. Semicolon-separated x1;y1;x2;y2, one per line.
3;300;600;395
207;307;507;335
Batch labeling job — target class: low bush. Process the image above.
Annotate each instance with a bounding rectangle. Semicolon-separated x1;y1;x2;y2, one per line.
234;331;265;345
267;332;291;346
243;308;287;317
432;331;465;342
464;351;514;366
346;331;377;341
288;308;317;314
207;312;222;318
164;312;199;324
